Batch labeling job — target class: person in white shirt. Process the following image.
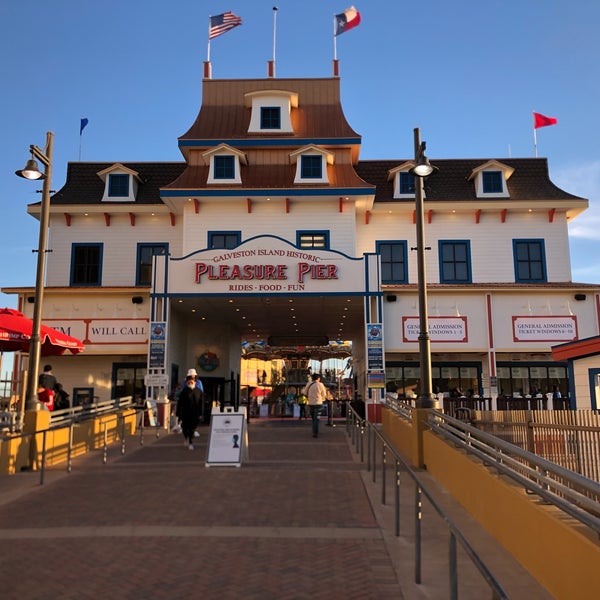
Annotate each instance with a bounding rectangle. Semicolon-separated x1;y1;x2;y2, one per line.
302;373;327;438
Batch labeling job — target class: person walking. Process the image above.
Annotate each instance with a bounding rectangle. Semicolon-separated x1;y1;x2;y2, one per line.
37;364;58;411
302;373;327;438
176;375;202;450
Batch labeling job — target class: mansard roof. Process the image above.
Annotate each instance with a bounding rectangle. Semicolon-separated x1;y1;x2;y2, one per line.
45;157;585;207
178;77;361;145
355;158;585;203
48;162;185;205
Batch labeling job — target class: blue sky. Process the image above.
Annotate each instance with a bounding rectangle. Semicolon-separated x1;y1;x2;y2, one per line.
1;0;599;312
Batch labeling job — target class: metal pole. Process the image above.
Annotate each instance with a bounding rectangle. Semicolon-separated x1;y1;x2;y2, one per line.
413;128;437;409
24;132;54;411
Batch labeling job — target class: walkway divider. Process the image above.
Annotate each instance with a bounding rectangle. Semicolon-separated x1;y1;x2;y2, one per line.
346;406;509;600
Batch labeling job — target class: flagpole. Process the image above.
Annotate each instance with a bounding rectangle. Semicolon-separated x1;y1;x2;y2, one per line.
207;16;211;61
78;127;83;161
272;7;278;65
333;15;338;60
533;126;538;158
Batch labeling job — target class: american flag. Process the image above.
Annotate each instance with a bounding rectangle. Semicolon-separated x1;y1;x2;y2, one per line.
209;11;242;40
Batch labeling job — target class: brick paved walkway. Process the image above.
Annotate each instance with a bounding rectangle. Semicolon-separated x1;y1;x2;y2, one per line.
0;417;552;599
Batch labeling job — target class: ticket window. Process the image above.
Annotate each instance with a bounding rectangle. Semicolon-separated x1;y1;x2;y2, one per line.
73;387;94;407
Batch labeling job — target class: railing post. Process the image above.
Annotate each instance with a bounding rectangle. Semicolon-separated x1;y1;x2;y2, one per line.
414;485;422;584
366;425;371;472
103;422;108;464
449;532;458;600
120;414;126;455
372;432;377;483
39;429;48;485
67;422;74;473
381;444;387;505
395;459;400;537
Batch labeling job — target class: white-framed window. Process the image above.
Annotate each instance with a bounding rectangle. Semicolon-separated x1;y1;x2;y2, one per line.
245;90;297;133
388;162;417;198
203;144;246;184
290;145;333;184
97;163;141;202
469;160;513;198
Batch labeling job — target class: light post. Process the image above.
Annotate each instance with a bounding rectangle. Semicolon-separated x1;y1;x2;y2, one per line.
15;131;54;411
409;128;438;409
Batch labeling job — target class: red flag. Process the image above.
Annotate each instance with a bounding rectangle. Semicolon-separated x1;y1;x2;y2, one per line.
533;112;557;129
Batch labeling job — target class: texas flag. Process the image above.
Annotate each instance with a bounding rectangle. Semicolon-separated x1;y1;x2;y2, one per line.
335;6;361;36
533;112;558;129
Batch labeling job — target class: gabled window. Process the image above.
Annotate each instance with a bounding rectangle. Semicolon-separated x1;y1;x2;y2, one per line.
108;174;129;197
387;162;417;198
98;164;141;202
377;241;408;284
439;241;472;283
70;243;102;286
208;231;241;249
301;155;322;179
136;243;168;286
203;144;246;185
214;156;235;179
482;171;503;194
260;107;281;129
513;239;546;282
290;145;333;184
297;231;329;249
469;160;513;198
399;173;416;195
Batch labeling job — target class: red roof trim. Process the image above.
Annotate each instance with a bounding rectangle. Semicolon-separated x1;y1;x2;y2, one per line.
552;335;600;361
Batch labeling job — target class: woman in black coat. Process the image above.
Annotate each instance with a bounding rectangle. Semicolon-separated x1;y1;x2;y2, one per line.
176;376;202;450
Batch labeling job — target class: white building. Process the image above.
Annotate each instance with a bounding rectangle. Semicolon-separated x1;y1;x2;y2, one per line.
4;65;599;411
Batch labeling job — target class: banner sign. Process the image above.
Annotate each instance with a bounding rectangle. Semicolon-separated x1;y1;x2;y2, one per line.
149;322;167;369
402;316;468;343
512;316;578;342
366;323;384;371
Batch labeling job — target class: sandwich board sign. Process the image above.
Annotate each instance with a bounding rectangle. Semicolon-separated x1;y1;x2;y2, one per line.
206;406;248;467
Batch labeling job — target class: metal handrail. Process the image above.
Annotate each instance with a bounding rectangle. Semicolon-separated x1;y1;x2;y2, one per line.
345;407;509;599
1;401;160;483
426;410;600;534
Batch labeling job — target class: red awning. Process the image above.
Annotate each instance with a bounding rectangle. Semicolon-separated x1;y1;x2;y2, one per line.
0;308;84;355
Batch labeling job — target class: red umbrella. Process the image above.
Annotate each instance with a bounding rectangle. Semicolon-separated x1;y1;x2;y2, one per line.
0;308;84;355
250;387;271;397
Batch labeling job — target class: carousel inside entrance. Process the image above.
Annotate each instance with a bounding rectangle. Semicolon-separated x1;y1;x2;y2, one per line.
240;339;354;418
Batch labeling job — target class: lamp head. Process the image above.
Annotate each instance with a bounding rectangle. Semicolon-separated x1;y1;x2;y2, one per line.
16;158;45;180
410;156;438;178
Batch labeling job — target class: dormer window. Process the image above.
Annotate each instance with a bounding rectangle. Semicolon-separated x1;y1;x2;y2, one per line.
261;107;281;129
482;171;503;194
398;172;416;195
108;174;129;197
214;156;235;179
97;164;141;202
245;89;297;133
290;145;334;184
203;144;247;185
387;162;417;198
301;155;322;179
469;160;514;198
